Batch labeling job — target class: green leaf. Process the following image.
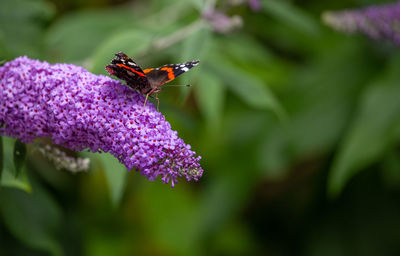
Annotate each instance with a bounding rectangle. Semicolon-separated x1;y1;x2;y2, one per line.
181;22;211;62
328;58;400;197
214;35;290;89
45;9;135;63
138;183;202;254
0;182;63;256
0;0;54;58
196;162;259;240
1;137;31;192
80;151;127;207
195;71;225;128
261;0;320;36
216;35;273;67
189;0;205;10
96;153;127;207
179;24;212;101
13;139;27;177
382;150;400;188
1;165;31;192
205;53;285;118
0;31;9;60
90;29;154;75
258;129;291;179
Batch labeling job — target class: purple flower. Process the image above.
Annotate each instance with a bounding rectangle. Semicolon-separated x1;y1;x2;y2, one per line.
249;0;261;12
323;1;400;45
202;9;242;34
0;56;203;186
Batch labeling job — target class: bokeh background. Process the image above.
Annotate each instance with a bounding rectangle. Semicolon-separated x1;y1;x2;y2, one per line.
1;0;400;255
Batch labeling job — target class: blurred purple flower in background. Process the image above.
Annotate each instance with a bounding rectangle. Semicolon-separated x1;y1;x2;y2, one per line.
0;57;203;186
203;8;243;34
248;0;261;12
323;1;400;45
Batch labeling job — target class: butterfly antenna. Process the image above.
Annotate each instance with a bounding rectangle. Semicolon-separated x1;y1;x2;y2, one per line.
164;84;192;87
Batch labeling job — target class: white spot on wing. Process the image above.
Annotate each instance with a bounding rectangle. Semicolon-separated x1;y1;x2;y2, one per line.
181;67;189;72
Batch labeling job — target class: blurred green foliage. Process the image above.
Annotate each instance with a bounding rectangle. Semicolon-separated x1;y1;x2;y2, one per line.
1;0;400;255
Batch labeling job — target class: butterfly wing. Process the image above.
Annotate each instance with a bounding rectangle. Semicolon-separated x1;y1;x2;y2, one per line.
106;52;151;93
143;60;200;87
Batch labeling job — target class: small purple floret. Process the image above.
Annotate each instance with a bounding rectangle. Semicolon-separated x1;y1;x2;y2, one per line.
323;1;400;46
0;57;203;186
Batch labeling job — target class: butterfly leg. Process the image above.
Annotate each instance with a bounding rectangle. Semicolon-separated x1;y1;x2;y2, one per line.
142;88;159;111
143;93;150;109
155;94;160;111
142;86;162;112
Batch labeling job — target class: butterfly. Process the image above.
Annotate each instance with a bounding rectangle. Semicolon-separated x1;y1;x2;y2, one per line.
106;52;199;109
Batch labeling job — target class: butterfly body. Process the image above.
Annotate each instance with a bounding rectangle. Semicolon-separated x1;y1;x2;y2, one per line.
106;52;199;98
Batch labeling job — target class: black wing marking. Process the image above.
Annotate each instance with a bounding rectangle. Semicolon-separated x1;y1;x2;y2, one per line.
144;60;200;87
106;52;151;93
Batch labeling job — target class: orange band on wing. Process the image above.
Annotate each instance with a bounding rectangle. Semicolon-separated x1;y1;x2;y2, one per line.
116;63;146;77
143;68;154;73
161;67;175;80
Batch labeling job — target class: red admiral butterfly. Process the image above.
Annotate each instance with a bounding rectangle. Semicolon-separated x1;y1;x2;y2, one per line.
106;52;199;109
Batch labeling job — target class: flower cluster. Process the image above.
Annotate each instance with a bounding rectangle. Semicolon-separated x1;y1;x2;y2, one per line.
323;1;400;45
0;56;203;186
38;144;90;173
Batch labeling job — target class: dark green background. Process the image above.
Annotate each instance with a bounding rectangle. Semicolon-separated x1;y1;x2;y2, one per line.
1;0;400;255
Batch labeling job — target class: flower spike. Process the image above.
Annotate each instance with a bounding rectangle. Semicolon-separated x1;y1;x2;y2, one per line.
0;57;203;186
